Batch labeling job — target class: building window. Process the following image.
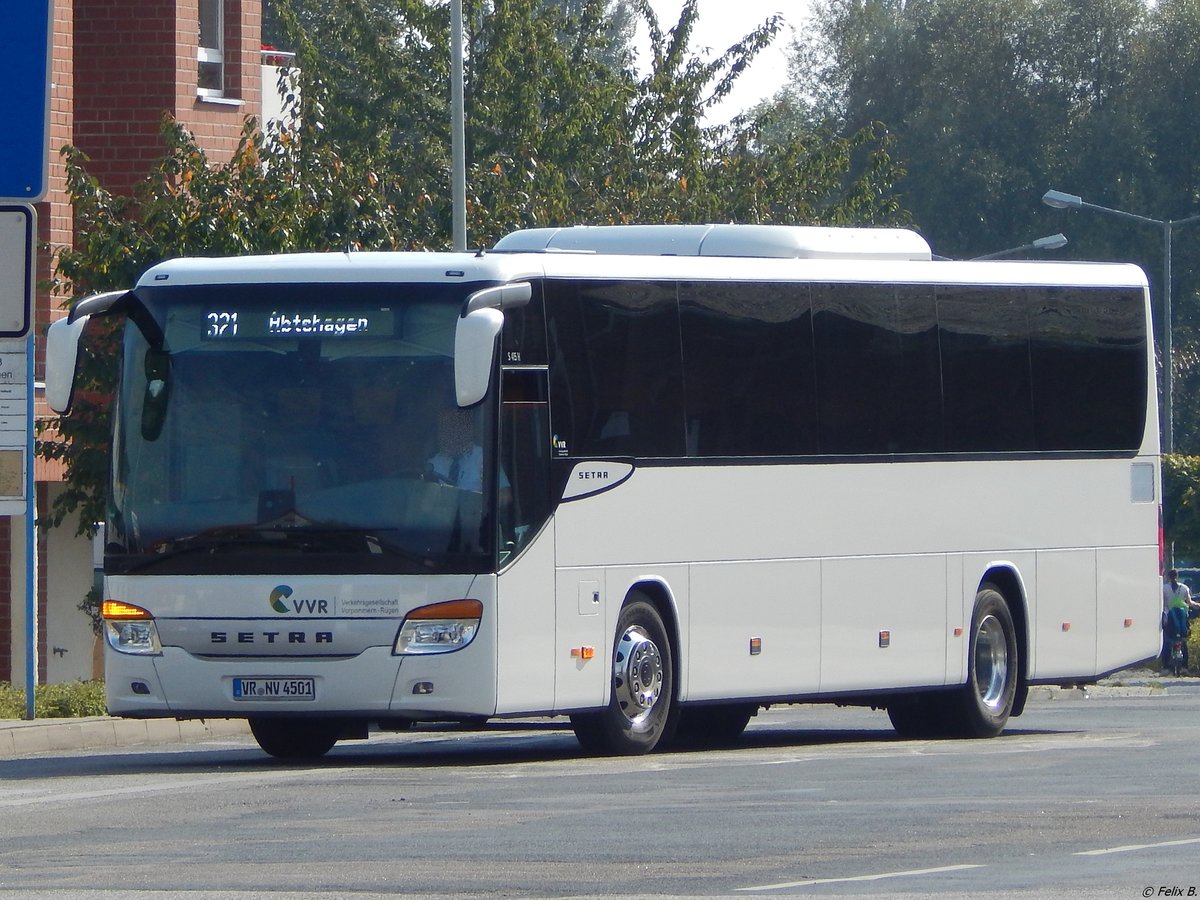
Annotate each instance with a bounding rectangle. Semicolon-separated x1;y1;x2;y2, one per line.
198;0;225;97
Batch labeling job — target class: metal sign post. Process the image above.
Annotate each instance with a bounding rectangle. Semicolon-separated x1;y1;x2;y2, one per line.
0;207;35;719
2;0;52;720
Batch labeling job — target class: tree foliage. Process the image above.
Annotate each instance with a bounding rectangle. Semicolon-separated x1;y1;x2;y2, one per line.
41;0;908;535
272;0;906;240
1164;454;1200;563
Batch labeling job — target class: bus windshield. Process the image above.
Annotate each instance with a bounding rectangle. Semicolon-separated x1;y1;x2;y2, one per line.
107;283;498;576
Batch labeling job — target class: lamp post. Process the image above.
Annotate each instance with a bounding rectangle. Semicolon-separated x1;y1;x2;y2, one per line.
970;233;1068;260
1042;189;1200;454
450;0;467;251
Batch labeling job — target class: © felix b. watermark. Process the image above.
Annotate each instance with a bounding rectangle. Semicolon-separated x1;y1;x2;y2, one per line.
1144;888;1198;897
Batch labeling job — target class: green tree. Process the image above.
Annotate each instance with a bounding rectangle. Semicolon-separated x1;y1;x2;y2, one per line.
778;0;1172;258
1129;0;1200;454
1164;454;1200;564
269;0;904;241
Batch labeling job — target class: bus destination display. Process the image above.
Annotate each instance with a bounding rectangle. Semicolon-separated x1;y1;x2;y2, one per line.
203;308;393;340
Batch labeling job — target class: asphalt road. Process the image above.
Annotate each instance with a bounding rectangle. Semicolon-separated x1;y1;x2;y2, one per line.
2;684;1199;899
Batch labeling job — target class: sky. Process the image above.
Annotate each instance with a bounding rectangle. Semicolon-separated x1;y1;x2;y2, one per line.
641;0;809;123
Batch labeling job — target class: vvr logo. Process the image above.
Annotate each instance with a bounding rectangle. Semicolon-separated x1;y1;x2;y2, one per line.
269;584;331;615
269;585;293;614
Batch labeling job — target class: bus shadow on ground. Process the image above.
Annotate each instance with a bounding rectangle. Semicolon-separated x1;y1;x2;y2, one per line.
0;720;1073;780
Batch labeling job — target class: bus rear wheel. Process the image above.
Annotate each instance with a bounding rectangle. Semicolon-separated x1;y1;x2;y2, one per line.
954;585;1018;737
249;716;342;760
887;585;1018;739
886;691;953;738
571;596;677;755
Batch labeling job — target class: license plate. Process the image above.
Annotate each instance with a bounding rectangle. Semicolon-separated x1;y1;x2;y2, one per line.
232;677;316;701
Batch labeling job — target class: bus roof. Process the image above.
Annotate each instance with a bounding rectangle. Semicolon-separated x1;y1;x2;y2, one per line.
132;227;1148;293
492;224;934;261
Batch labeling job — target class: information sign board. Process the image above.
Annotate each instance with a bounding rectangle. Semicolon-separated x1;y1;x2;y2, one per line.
0;344;28;513
0;1;53;202
0;208;34;337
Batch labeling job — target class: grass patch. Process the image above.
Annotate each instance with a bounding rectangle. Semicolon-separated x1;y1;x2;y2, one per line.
0;681;107;719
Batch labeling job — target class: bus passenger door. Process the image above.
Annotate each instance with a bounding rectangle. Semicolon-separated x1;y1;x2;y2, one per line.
494;368;558;715
495;530;557;714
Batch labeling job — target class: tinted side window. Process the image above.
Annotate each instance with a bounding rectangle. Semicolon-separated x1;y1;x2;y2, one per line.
893;286;944;453
545;280;684;458
813;284;903;454
1029;286;1146;451
679;281;816;456
938;286;1035;452
501;282;548;366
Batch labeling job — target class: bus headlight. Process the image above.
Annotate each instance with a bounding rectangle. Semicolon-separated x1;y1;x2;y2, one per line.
102;600;163;655
394;599;482;655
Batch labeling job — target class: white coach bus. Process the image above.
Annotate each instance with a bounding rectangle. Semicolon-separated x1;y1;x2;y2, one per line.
47;224;1162;758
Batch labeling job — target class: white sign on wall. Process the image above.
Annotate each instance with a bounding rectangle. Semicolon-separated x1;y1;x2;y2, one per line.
0;345;28;510
0;205;34;513
0;207;33;337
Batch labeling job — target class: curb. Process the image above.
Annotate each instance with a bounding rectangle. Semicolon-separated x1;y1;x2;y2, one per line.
0;716;250;759
1028;684;1163;701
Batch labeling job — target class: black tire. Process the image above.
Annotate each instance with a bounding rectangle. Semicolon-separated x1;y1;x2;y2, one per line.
887;585;1019;740
952;585;1019;738
886;691;954;739
249;717;341;760
674;704;757;746
571;596;678;755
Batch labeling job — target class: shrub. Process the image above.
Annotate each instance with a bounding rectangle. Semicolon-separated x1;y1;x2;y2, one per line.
0;681;108;719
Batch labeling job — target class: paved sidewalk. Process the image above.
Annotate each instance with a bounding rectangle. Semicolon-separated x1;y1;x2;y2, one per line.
0;671;1191;759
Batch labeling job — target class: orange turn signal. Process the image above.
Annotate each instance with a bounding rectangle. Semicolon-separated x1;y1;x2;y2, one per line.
102;600;152;620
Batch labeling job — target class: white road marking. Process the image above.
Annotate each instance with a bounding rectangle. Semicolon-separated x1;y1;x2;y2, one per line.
1075;836;1200;856
737;863;985;891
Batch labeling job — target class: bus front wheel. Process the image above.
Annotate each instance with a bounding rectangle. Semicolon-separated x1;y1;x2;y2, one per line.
249;716;341;760
571;596;677;755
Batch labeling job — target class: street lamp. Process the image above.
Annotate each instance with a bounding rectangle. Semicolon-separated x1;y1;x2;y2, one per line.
1042;188;1200;454
450;0;467;251
970;233;1068;260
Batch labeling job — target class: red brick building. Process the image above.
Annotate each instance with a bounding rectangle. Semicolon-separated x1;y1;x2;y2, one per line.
4;0;267;684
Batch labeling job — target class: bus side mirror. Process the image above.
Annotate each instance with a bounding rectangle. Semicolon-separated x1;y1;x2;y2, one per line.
454;307;504;407
45;314;92;415
45;290;131;415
